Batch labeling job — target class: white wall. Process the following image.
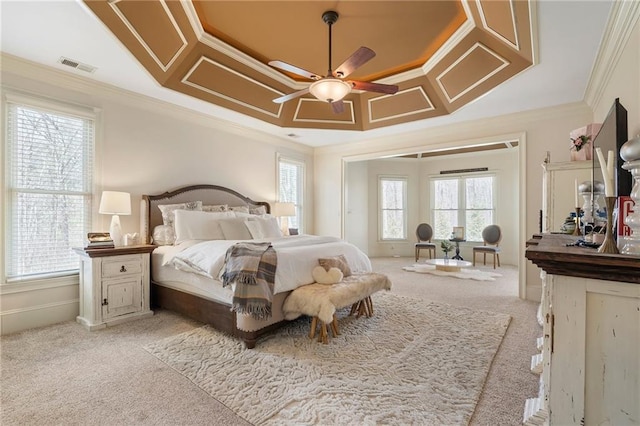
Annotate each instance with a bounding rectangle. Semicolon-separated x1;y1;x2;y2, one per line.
344;161;369;253
0;55;313;334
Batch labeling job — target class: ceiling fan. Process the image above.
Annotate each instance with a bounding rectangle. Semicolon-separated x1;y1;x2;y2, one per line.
268;11;399;114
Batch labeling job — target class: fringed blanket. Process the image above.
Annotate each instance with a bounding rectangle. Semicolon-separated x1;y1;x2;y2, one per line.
221;242;277;320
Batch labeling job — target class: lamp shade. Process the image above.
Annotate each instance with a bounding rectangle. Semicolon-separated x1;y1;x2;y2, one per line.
99;191;131;215
309;78;351;103
274;202;296;217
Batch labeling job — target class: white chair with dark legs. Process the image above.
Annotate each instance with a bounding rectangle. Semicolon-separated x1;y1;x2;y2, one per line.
472;225;502;268
415;223;436;261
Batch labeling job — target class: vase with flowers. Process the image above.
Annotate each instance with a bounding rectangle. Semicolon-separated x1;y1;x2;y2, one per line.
570;135;592;161
440;240;454;260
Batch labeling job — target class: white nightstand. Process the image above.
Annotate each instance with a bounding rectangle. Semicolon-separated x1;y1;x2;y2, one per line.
73;245;155;330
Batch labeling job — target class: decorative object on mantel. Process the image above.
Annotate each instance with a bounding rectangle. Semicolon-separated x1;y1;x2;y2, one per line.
579;180;606;225
595;147;620;253
598;197;619;254
619;135;640;254
569;123;601;161
572;207;582;236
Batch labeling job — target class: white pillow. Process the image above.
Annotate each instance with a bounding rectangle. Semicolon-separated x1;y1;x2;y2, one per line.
158;201;202;227
152;225;176;246
202;204;228;212
232;211;252;218
218;218;253;240
250;205;267;215
173;209;233;244
244;220;265;239
229;206;250;214
247;216;283;238
256;216;282;238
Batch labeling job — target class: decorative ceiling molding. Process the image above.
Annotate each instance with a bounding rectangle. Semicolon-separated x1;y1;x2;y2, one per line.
476;0;520;51
293;99;356;125
182;57;284;118
83;0;535;132
436;43;510;103
108;0;188;72
368;87;435;123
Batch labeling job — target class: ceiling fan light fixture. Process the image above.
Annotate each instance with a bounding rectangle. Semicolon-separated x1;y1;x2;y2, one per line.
309;78;352;103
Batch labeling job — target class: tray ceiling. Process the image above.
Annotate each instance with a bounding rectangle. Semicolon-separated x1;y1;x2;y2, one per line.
84;0;535;132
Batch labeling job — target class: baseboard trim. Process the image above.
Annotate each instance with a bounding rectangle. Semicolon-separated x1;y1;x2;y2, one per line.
1;299;79;335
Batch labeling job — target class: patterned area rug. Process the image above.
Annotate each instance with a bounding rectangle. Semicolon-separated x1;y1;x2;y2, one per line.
144;292;510;425
403;264;503;281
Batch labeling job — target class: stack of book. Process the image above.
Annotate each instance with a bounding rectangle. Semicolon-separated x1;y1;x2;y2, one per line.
86;232;114;249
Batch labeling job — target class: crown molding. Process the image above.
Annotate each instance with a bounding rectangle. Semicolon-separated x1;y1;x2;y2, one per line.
584;0;640;109
0;53;313;154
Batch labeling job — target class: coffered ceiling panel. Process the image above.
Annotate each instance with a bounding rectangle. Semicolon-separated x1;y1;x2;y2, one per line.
293;99;357;126
369;87;435;124
437;43;509;103
83;0;535;132
111;0;187;70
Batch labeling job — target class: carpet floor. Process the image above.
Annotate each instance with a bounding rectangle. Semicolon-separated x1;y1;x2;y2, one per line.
144;292;511;425
0;257;540;425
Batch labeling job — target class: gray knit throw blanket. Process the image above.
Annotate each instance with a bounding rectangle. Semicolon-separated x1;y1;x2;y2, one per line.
221;242;277;320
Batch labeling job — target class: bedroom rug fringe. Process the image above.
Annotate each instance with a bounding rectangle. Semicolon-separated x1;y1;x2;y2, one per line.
143;292;511;425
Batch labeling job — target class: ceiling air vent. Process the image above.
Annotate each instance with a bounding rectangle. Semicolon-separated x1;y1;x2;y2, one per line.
58;57;97;73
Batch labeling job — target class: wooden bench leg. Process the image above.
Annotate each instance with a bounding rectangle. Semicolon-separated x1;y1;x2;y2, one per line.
350;296;375;318
330;314;340;336
309;316;318;339
365;296;374;316
318;322;329;344
310;315;339;344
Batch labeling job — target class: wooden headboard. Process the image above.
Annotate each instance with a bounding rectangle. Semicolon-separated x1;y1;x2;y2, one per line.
141;184;271;244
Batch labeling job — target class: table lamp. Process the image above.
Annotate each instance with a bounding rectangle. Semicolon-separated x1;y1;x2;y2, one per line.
99;191;131;246
274;202;296;236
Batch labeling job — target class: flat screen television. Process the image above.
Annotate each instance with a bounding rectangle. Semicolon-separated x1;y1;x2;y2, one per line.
592;98;630;196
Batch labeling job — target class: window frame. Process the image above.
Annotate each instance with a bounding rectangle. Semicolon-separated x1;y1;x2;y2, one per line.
378;175;408;241
4;92;97;282
276;154;305;233
430;172;496;242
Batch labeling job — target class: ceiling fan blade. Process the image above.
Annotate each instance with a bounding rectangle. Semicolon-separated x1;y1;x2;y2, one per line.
350;80;399;95
331;100;345;114
334;47;376;79
272;88;310;104
268;60;321;81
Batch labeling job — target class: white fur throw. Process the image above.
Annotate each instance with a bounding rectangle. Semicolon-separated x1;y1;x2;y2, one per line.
283;272;392;324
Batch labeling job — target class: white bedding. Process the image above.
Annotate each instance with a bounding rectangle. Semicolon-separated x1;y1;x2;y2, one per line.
152;245;233;303
163;234;372;295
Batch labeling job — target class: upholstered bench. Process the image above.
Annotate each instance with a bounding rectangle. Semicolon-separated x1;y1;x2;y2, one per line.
282;272;392;344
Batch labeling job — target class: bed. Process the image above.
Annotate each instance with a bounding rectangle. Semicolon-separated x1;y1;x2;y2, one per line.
142;184;372;348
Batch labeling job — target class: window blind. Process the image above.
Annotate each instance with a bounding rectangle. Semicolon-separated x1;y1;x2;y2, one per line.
6;100;94;280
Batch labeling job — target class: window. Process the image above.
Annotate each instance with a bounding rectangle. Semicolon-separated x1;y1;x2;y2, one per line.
5;95;95;280
379;177;407;240
277;156;304;232
431;175;495;241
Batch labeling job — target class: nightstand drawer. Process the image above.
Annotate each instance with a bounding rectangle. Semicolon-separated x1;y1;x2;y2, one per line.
102;256;142;278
